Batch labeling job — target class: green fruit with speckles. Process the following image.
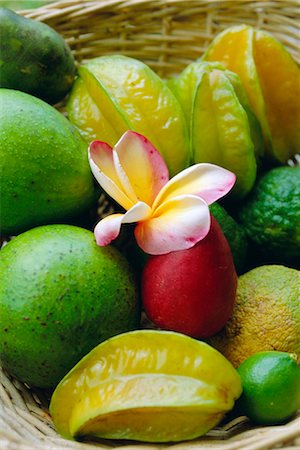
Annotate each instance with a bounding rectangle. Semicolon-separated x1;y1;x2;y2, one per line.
0;225;140;388
209;265;300;367
0;7;76;104
0;89;96;235
238;166;300;265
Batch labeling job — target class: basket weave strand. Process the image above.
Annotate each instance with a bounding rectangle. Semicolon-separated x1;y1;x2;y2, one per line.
1;1;300;449
19;0;300;76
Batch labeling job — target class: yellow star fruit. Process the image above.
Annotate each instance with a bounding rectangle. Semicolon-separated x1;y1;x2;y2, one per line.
203;25;300;164
50;330;242;442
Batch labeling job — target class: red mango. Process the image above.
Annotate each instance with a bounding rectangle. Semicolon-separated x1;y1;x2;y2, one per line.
141;216;237;338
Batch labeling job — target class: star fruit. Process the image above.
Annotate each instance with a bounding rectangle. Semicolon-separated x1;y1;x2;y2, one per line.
203;25;300;164
168;61;263;199
67;55;190;177
49;330;242;442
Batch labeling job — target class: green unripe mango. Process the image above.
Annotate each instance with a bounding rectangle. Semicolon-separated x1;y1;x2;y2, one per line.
0;225;140;388
0;89;96;235
0;7;76;104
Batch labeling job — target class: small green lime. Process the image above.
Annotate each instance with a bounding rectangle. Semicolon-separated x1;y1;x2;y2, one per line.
237;351;300;425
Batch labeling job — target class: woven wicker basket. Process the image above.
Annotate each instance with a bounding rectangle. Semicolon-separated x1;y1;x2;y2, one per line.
1;1;300;449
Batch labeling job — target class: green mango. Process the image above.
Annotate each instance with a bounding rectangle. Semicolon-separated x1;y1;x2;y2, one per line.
0;7;76;104
0;89;96;235
0;225;140;388
67;55;190;176
169;62;261;200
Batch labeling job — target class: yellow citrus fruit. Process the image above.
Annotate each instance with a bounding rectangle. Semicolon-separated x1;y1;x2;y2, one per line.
50;330;242;442
209;265;300;367
237;351;300;425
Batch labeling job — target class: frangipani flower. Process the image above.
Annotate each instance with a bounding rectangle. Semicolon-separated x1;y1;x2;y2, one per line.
89;131;235;255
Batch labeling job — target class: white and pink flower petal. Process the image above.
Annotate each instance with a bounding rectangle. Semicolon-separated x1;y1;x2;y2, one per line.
94;202;152;247
112;149;139;205
122;201;152;222
153;163;235;209
134;194;211;255
89;140;122;189
114;131;169;205
89;155;134;211
94;213;124;247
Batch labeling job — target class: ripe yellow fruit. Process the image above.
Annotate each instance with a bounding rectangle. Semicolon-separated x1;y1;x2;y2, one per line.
67;55;190;176
203;25;300;164
50;330;242;442
209;265;300;367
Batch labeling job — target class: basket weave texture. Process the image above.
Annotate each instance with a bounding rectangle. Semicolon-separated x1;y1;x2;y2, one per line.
1;1;300;449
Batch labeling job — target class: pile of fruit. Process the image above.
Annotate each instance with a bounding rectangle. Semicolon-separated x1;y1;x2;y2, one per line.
0;7;299;444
